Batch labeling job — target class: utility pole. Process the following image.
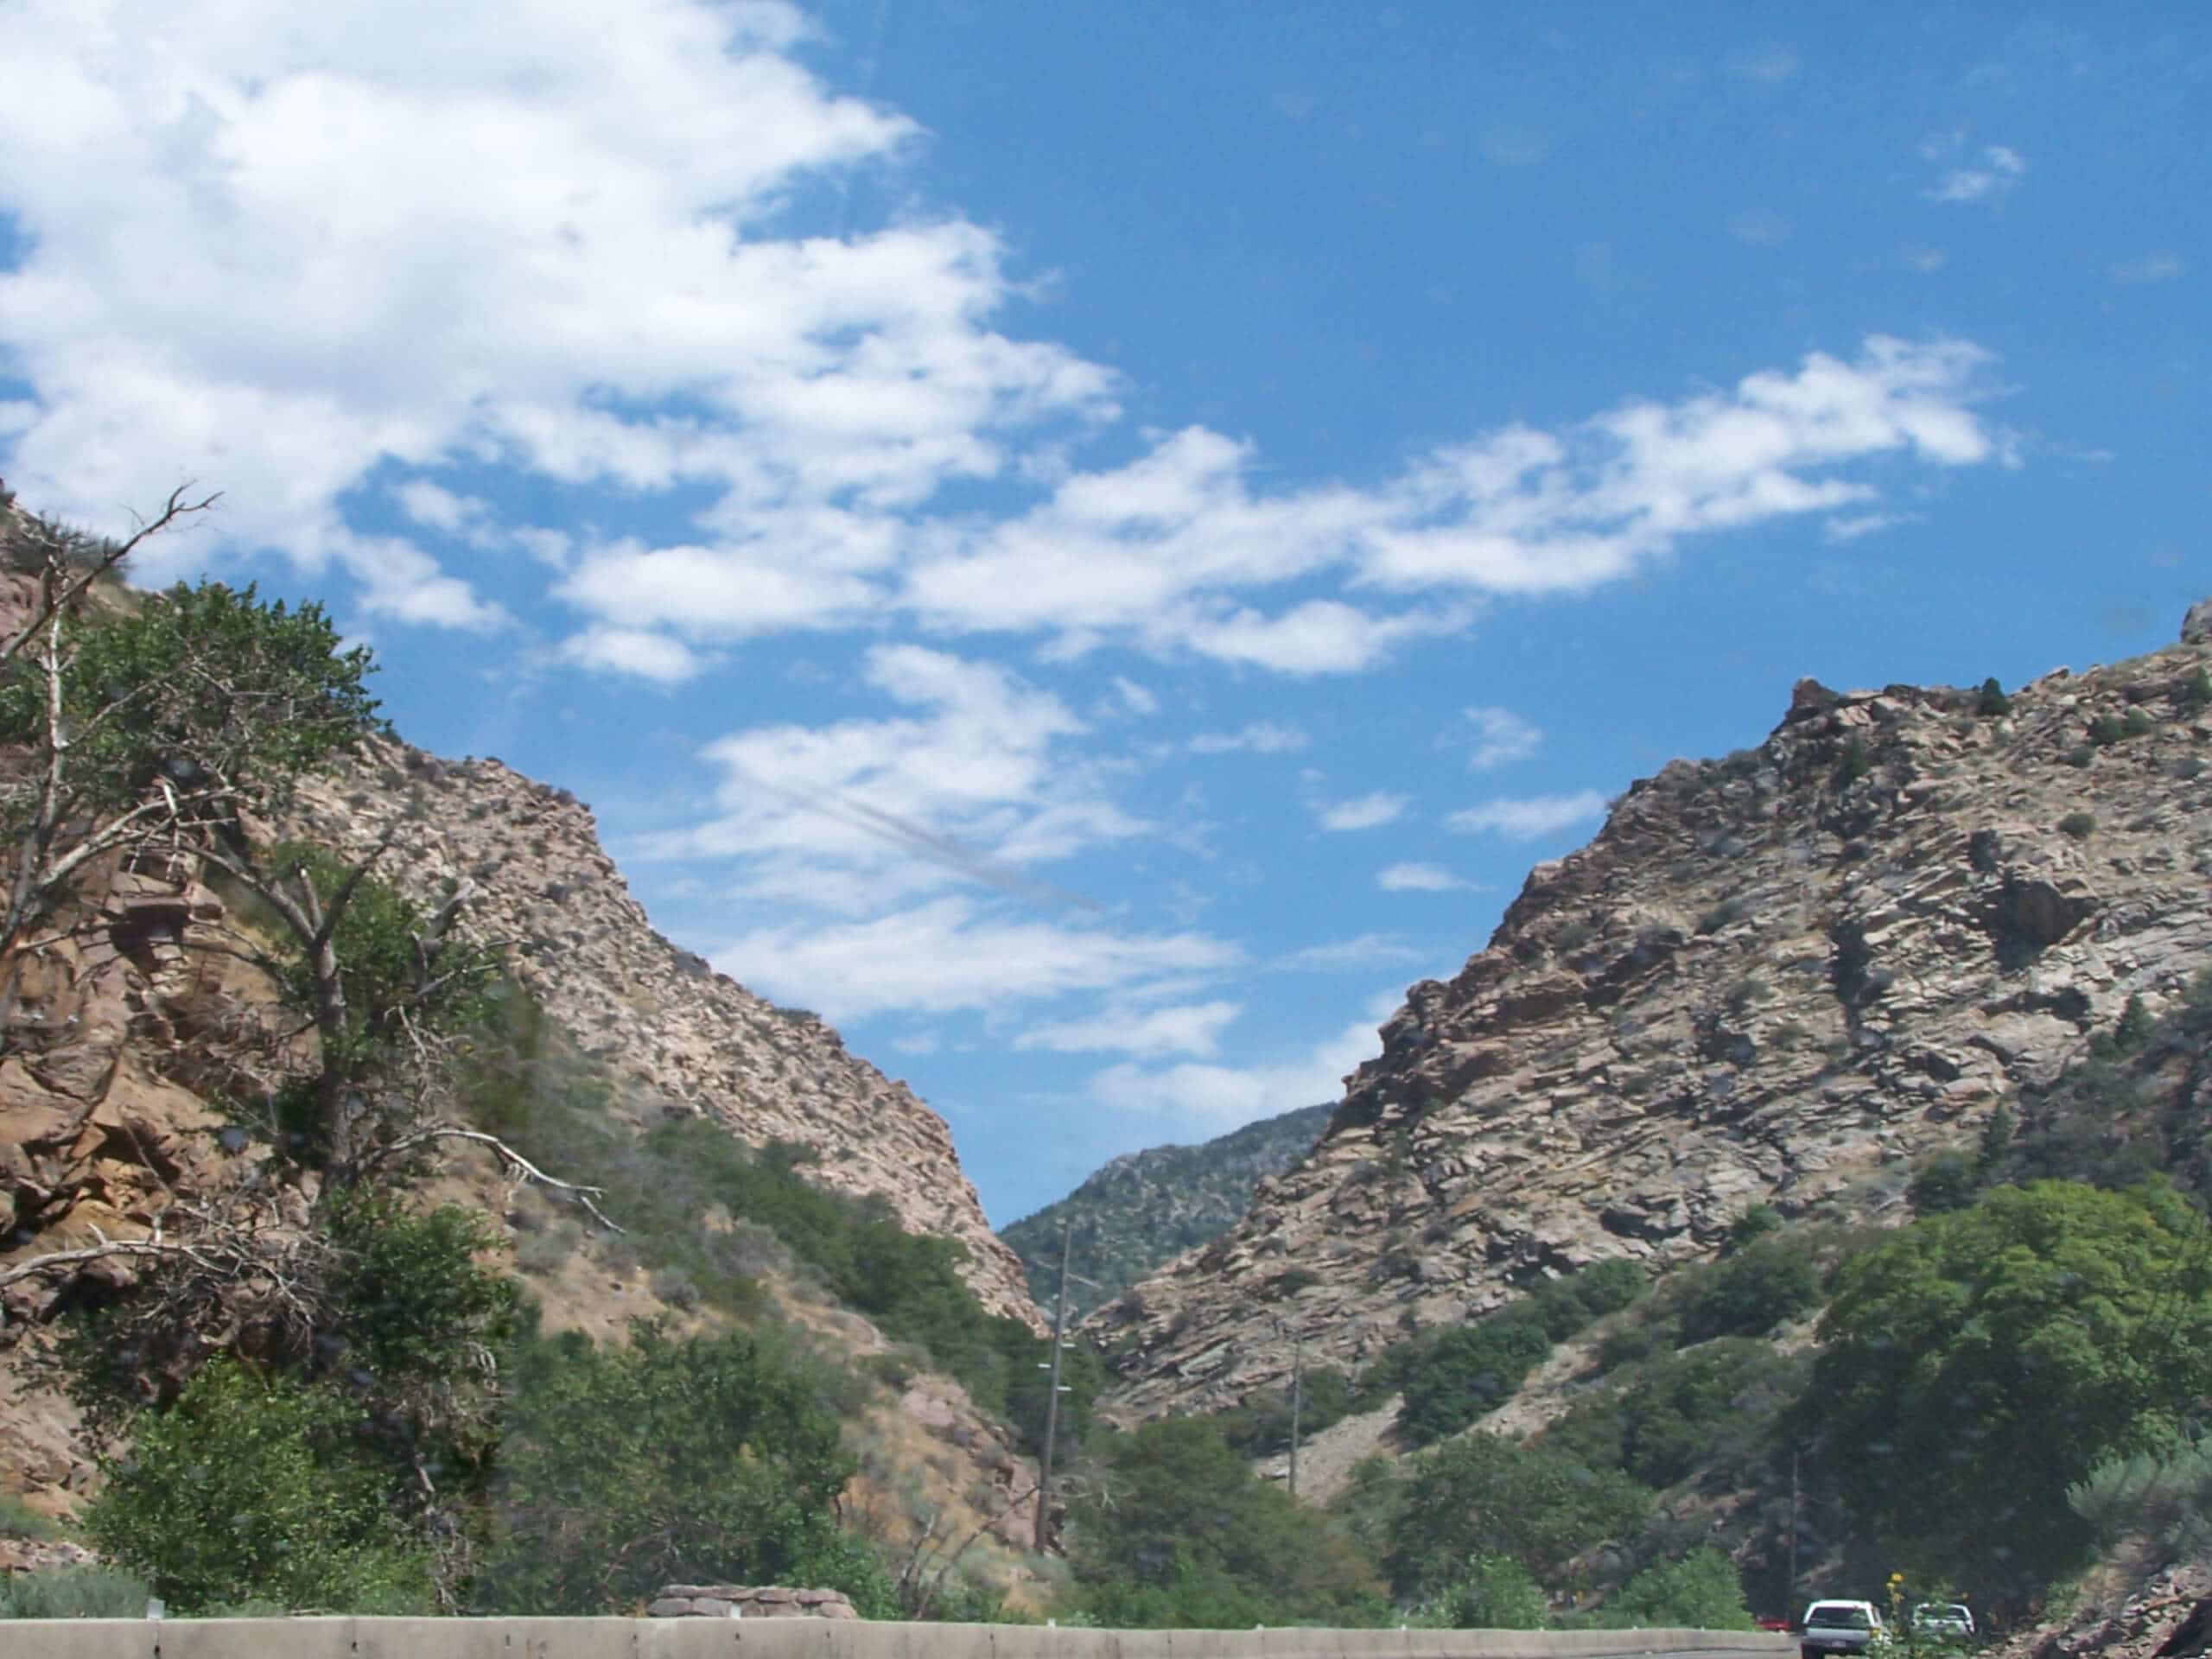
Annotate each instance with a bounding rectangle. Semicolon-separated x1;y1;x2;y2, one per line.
1287;1332;1304;1500
1033;1217;1075;1554
1785;1440;1802;1618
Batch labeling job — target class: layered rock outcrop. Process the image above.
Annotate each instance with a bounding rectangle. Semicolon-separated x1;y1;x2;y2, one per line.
1096;609;2212;1419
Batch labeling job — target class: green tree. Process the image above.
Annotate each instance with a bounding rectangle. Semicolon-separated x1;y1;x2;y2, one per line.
1066;1418;1384;1628
1387;1431;1653;1598
1810;1180;2212;1599
85;1357;435;1614
1974;677;2011;717
477;1320;892;1617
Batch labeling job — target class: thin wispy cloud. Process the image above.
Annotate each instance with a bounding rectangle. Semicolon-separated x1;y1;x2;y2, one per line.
2111;254;2183;284
1277;933;1427;972
1923;138;2024;203
1377;862;1468;892
1446;789;1610;840
1316;791;1410;832
1456;706;1542;771
1189;721;1310;754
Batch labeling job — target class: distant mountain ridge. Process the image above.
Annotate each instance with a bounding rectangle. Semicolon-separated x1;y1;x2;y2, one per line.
1001;1105;1333;1318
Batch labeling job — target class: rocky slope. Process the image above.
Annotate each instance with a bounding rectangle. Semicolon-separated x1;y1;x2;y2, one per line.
286;739;1039;1329
1002;1104;1332;1319
1094;602;2212;1420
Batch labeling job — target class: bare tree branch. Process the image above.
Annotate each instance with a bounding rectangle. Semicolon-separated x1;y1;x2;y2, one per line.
0;485;221;670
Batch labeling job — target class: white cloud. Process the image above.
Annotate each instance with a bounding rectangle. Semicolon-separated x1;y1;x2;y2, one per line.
1088;996;1395;1131
0;0;1114;624
1821;510;1923;543
712;897;1237;1021
1014;1000;1243;1058
1316;790;1409;832
903;339;1998;668
1110;676;1160;716
559;626;709;683
1924;141;2024;203
1377;861;1466;892
644;644;1152;914
1189;721;1309;754
2111;254;2184;285
1277;933;1427;971
1446;789;1609;840
1457;705;1541;771
1905;249;1948;274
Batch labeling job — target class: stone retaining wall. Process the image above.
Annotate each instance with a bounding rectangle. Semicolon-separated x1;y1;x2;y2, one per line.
645;1584;858;1619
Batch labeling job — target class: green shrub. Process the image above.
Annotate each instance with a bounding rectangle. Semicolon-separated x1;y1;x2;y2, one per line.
2059;810;2098;841
2088;714;2127;747
1676;1236;1821;1343
1726;1205;1783;1252
1908;1152;1978;1214
2183;668;2212;713
1599;1547;1753;1629
2067;1430;2212;1562
0;1493;56;1541
2064;743;2096;768
1546;1340;1809;1490
1974;677;2011;717
2124;708;2154;738
0;1566;155;1619
1398;1310;1553;1444
1065;1419;1385;1629
477;1320;893;1618
1416;1554;1548;1630
85;1357;436;1615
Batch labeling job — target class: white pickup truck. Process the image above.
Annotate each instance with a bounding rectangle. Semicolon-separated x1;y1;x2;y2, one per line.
1800;1599;1891;1659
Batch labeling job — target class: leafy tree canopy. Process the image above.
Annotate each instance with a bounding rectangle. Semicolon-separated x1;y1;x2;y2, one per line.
476;1319;892;1617
0;579;382;818
1811;1179;2212;1599
1066;1417;1385;1628
85;1357;435;1615
1386;1430;1652;1598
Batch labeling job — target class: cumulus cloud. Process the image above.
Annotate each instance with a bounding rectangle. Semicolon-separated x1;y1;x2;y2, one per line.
712;897;1237;1022
559;626;711;683
1088;995;1396;1130
0;0;1112;620
1376;861;1467;892
1014;1000;1243;1058
1316;790;1409;832
652;644;1148;914
1446;789;1609;840
902;338;1999;669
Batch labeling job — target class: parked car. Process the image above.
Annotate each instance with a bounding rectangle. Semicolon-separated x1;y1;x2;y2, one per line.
1913;1603;1975;1640
1801;1599;1891;1659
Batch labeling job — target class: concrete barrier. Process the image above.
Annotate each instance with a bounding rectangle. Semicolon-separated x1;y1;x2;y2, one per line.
0;1618;1798;1659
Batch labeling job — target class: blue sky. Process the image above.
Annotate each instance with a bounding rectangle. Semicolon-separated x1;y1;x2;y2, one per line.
2;3;2206;1224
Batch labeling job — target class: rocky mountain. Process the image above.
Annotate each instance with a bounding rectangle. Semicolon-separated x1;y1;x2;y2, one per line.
1093;602;2212;1421
1002;1104;1332;1319
0;499;1045;1561
285;738;1039;1330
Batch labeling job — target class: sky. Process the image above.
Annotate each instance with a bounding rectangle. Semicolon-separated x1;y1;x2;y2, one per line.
2;3;2207;1225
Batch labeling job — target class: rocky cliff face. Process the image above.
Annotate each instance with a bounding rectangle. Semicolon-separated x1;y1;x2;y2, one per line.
1003;1104;1332;1319
283;739;1041;1330
1095;608;2212;1420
